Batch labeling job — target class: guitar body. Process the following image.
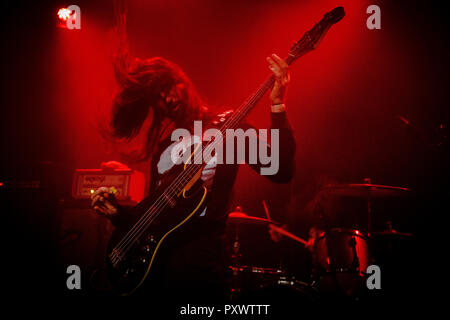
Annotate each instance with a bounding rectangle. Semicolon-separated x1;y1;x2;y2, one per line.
106;174;208;295
102;5;344;296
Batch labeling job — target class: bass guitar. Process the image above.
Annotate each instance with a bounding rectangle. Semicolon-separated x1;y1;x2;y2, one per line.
106;6;345;295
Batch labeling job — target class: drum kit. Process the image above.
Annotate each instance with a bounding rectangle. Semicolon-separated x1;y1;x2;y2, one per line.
225;181;414;302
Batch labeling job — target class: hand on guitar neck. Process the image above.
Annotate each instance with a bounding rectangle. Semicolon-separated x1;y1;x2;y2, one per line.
267;53;290;107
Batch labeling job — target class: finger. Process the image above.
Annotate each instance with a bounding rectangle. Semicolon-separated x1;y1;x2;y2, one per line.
93;205;107;215
96;187;110;195
268;55;289;79
281;73;290;85
272;70;290;86
268;56;287;82
95;202;116;216
104;201;114;210
267;57;286;79
91;195;107;208
91;187;109;199
103;191;117;201
266;56;281;70
266;57;280;69
271;54;288;69
268;64;283;78
91;195;101;207
94;200;109;211
104;201;118;214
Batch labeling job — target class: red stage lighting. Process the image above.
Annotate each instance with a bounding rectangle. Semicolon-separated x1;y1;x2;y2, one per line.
57;6;80;29
57;8;72;22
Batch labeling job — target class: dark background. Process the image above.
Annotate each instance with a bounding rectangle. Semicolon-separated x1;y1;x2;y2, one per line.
0;0;448;302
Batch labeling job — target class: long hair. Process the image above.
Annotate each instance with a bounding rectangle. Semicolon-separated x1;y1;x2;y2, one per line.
109;1;206;161
111;56;206;160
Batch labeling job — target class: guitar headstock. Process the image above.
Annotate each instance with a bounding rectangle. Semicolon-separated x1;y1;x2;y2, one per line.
288;7;345;63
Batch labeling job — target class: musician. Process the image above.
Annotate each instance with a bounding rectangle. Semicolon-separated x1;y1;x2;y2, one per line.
91;54;296;301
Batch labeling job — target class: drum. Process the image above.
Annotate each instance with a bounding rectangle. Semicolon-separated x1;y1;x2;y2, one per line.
229;266;319;305
313;228;369;295
229;266;285;296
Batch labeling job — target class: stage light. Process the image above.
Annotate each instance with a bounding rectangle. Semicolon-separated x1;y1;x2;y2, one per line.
57;5;81;29
58;8;72;22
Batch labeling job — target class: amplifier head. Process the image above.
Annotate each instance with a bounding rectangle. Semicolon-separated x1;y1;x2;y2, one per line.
72;167;145;202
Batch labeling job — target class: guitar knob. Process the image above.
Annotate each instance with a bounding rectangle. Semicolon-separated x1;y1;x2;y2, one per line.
146;234;157;243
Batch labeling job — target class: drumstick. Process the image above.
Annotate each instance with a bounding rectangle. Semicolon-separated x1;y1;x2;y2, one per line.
262;200;272;220
269;225;308;245
263;200;307;245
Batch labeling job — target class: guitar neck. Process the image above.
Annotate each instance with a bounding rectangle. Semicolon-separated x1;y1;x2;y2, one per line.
221;54;297;132
167;54;300;196
113;6;345;259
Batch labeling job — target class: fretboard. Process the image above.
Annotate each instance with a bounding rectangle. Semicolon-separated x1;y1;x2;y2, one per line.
164;54;300;199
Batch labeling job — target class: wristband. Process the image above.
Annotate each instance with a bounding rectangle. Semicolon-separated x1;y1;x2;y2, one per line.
271;103;286;113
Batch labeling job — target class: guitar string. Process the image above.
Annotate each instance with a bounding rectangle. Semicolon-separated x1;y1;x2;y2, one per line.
109;82;271;263
110;115;239;262
110;121;234;261
110;23;330;263
109;87;265;263
108;49;304;260
110;75;278;264
110;54;306;262
110;51;302;263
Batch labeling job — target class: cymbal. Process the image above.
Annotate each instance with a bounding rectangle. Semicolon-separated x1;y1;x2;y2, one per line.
227;212;278;226
324;183;410;198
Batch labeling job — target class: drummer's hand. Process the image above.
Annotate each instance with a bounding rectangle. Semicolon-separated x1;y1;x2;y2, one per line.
305;237;315;253
269;224;287;243
305;227;322;252
91;187;119;217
